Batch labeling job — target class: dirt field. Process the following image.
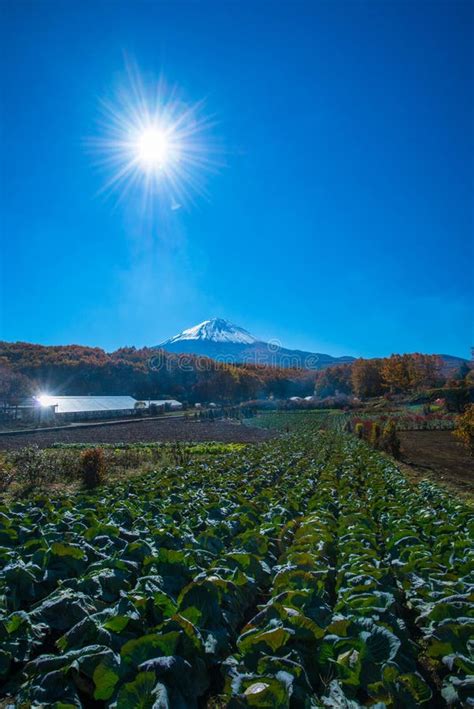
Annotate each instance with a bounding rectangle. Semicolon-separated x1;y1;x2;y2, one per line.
399;430;474;499
0;417;276;450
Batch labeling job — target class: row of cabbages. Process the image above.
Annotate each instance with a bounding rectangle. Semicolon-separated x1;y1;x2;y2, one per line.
222;438;444;707
0;436;325;706
0;431;472;707
380;465;474;707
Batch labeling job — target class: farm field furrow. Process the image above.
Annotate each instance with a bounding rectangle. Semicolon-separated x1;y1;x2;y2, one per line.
0;421;472;708
0;418;275;451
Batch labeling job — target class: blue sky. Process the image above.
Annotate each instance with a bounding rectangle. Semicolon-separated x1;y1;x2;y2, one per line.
0;0;472;358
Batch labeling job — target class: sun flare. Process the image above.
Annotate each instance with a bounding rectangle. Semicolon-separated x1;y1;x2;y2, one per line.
90;64;221;208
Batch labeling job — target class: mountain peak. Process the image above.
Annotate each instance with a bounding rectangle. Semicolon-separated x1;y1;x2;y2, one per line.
162;318;258;345
156;317;356;369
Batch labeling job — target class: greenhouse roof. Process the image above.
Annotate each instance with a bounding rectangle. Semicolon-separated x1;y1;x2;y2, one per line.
34;395;137;413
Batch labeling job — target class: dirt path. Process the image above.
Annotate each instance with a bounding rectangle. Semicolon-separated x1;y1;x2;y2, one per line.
399;430;473;499
0;417;276;450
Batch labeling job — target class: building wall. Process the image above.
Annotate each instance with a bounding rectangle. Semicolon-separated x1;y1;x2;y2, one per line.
57;409;137;422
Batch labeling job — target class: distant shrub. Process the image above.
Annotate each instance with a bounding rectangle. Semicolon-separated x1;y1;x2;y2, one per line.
453;404;474;456
170;442;191;467
351;417;400;458
0;454;14;493
10;446;54;489
381;420;401;459
369;422;381;447
351;411;455;432
80;448;106;488
427;386;473;412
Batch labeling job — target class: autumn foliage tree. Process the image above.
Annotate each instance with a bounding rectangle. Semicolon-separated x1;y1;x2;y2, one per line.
380;355;411;392
351;359;385;398
453;404;474;456
0;364;32;407
314;365;352;397
381;354;441;392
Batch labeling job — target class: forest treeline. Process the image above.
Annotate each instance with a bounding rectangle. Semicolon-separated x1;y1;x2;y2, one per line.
0;342;316;403
0;341;470;404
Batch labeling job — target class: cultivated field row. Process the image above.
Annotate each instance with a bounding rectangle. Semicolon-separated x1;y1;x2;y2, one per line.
0;422;472;707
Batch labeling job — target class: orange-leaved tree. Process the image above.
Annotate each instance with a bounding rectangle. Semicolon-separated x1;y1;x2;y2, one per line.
453;404;474;456
351;359;385;398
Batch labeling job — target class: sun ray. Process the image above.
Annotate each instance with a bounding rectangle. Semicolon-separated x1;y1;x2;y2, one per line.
88;63;223;209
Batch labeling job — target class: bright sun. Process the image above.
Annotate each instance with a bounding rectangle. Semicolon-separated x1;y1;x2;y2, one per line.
136;127;171;170
91;64;220;206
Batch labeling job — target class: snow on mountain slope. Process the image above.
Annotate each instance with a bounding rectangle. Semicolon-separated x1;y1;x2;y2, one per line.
162;318;259;345
156;318;355;370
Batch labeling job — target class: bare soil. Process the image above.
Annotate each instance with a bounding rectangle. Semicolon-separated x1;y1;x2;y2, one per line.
399;430;474;499
0;417;275;450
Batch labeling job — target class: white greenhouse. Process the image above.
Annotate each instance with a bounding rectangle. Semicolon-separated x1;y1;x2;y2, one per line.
28;395;139;421
144;399;183;411
17;395;184;422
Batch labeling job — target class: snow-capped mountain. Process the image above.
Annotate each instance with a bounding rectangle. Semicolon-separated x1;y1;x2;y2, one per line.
156;318;355;370
156;319;467;373
163;319;258;345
